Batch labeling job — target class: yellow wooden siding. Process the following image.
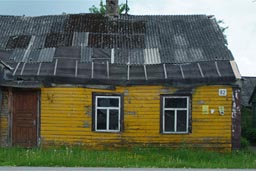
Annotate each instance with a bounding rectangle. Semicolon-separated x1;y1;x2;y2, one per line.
41;85;233;151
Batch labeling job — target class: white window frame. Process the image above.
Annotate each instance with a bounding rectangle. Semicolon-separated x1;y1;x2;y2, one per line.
95;96;121;132
162;96;189;134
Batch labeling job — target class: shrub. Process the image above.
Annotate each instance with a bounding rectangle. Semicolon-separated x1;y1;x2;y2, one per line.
246;128;256;145
241;137;249;150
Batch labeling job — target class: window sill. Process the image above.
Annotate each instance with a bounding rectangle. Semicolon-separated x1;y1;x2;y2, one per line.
94;130;121;133
161;132;190;135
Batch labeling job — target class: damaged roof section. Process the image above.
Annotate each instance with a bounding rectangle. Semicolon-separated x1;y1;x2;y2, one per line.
0;13;238;86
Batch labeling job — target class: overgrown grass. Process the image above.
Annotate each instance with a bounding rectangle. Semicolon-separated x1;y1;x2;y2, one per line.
0;147;255;168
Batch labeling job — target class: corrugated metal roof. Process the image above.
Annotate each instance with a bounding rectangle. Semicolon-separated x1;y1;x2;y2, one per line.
0;14;234;65
0;14;238;86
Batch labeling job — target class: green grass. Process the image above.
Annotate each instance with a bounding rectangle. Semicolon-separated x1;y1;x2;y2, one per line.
0;147;255;168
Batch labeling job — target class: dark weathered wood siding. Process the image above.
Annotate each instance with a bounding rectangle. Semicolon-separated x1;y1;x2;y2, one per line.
0;90;10;147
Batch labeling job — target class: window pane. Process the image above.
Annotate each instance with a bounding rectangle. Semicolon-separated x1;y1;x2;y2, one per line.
177;110;187;132
98;97;119;107
165;97;187;108
109;110;119;130
164;110;174;132
97;109;107;130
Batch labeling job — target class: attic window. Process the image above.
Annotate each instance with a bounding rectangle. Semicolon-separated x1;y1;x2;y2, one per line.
92;93;124;132
161;96;191;134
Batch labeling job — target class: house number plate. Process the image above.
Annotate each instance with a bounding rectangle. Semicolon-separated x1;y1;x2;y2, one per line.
219;89;227;96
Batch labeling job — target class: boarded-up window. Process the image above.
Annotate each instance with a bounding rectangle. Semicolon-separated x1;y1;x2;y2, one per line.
161;96;191;134
92;93;123;132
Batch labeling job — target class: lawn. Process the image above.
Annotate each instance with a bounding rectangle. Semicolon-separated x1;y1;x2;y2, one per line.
0;147;255;168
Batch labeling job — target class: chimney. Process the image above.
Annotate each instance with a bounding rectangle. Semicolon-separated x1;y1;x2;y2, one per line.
106;0;119;17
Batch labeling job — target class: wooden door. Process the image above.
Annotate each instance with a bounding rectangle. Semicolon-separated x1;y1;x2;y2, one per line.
13;90;38;147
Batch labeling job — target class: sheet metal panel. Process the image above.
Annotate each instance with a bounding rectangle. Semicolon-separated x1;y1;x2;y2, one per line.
199;61;219;78
145;35;160;48
181;63;202;79
77;63;92;78
109;64;127;80
54;46;80;59
72;32;89;46
114;49;128;64
129;65;145;80
144;48;161;64
21;63;39;76
38;48;55;62
174;34;189;47
27;49;40;63
129;49;144;64
31;35;47;49
165;64;183;79
0;36;9;49
93;63;108;79
10;49;26;62
39;62;55;76
146;64;165;80
56;59;76;77
217;61;235;78
80;46;92;63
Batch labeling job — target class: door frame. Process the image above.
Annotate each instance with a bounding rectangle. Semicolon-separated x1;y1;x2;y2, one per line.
11;88;40;147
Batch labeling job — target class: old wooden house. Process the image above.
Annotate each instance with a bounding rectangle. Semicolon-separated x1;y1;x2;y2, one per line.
0;9;241;151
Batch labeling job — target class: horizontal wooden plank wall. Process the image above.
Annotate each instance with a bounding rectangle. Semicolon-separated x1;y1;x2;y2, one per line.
0;90;9;147
41;85;232;151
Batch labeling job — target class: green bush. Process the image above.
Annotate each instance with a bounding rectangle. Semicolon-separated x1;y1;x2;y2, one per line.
241;107;256;144
244;128;256;144
241;137;249;149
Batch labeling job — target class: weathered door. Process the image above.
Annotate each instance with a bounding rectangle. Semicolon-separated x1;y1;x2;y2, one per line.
13;90;38;147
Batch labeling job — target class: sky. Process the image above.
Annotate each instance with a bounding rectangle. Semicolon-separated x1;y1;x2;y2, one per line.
0;0;255;76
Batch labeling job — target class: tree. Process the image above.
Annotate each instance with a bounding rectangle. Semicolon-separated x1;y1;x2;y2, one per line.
89;0;130;14
217;20;229;34
217;20;229;44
